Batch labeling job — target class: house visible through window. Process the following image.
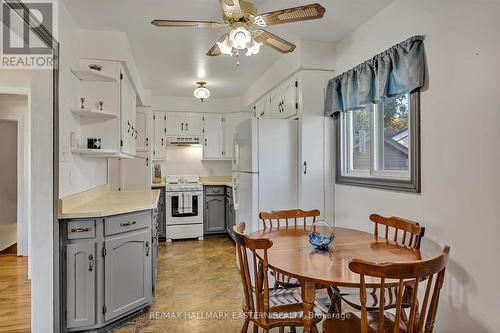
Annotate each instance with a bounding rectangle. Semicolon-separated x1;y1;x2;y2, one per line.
337;92;420;192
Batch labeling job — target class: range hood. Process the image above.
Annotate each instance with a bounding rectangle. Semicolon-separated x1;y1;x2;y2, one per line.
166;136;203;146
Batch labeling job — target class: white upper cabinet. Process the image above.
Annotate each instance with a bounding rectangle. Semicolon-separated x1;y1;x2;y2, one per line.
120;70;136;156
203;114;224;159
281;78;299;119
165;113;204;136
152;112;166;160
136;107;150;151
185;113;204;136
254;76;298;120
165;113;185;136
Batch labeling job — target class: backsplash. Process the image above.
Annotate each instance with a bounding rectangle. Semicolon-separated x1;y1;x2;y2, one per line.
157;145;232;177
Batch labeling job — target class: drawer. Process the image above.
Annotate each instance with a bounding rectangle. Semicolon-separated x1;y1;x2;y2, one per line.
205;186;225;196
104;211;150;236
166;224;203;240
67;220;96;239
225;187;232;198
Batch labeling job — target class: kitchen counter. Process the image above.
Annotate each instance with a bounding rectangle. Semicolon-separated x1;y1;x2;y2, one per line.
58;184;160;219
151;182;166;188
200;176;233;187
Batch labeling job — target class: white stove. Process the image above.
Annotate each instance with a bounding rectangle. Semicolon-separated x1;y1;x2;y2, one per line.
165;175;204;241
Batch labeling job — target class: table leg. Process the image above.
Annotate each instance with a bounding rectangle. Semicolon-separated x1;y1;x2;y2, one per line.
301;280;316;333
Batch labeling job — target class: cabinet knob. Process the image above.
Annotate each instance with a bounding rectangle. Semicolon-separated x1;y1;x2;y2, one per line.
181;122;184;131
145;241;150;256
186;123;189;131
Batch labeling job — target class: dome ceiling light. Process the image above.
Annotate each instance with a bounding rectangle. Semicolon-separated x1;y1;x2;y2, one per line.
151;1;326;65
193;81;210;102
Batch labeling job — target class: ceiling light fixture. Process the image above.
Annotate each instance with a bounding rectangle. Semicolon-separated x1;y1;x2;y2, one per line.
229;27;252;49
193;81;210;102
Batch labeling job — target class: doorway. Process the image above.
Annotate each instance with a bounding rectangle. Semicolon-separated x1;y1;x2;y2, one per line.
0;93;30;258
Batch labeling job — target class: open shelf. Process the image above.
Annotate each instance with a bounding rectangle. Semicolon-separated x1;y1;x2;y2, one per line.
71;108;117;120
71;68;117;82
71;148;119;157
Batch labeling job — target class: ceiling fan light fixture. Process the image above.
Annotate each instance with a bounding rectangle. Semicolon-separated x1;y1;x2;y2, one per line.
229;27;252;49
217;36;233;55
194;81;210;102
246;38;262;56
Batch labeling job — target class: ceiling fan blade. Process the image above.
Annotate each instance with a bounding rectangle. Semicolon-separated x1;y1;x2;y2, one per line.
257;3;325;26
253;30;296;54
151;20;225;28
207;33;229;56
219;0;242;14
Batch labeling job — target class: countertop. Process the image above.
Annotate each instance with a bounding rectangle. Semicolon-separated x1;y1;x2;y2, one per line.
59;185;160;219
199;176;233;187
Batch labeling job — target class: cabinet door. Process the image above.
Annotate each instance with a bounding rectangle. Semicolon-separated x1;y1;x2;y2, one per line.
165;113;185;136
152;113;166;160
129;83;137;156
66;242;96;329
269;90;282;118
120;151;151;190
223;113;243;160
185;113;204;136
136;108;150;151
203;114;223;159
281;78;299;119
204;195;226;233
299;116;325;216
104;229;152;321
120;71;134;155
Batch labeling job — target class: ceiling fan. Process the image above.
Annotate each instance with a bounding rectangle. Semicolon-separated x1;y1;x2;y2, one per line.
151;1;326;59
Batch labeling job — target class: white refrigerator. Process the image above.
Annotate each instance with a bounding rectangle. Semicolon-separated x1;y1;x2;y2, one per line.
232;118;299;232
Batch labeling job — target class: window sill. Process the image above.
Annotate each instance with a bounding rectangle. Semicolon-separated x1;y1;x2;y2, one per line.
336;175;421;193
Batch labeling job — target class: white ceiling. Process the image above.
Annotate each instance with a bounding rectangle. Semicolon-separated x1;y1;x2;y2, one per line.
64;0;394;98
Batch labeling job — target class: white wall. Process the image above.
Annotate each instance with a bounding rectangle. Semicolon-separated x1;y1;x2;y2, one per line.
160;145;232;177
0;119;17;250
332;0;500;332
58;4;108;197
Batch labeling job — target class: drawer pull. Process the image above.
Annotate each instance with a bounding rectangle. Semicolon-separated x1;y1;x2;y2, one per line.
71;227;93;233
120;221;137;227
145;241;150;256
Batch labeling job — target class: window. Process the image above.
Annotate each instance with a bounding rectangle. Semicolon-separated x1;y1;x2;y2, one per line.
336;92;420;192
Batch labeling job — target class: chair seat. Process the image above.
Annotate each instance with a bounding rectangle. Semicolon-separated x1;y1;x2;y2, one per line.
336;286;410;310
249;288;323;328
323;311;409;333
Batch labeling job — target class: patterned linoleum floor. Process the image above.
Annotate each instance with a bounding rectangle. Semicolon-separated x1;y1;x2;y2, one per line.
109;237;247;333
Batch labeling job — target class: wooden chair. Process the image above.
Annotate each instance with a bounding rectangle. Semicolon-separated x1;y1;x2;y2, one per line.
259;209;321;289
232;222;322;333
333;214;426;312
323;246;450;333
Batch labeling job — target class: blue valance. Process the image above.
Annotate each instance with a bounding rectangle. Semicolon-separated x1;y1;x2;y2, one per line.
325;35;425;115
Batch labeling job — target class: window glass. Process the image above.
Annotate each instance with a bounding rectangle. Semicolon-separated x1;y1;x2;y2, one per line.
381;95;410;171
351;108;370;171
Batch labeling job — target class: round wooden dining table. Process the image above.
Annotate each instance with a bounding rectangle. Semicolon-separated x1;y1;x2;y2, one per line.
247;226;426;333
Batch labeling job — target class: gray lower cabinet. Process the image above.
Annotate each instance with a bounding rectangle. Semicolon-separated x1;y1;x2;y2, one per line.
104;229;152;321
61;210;156;332
204;186;226;234
66;242;96;329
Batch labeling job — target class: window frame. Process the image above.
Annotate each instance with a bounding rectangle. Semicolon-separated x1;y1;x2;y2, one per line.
335;92;421;193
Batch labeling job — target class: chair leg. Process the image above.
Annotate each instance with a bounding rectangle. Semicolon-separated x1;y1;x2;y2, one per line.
290;327;297;333
253;323;259;333
311;324;319;333
279;327;285;333
327;286;342;314
241;318;250;333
